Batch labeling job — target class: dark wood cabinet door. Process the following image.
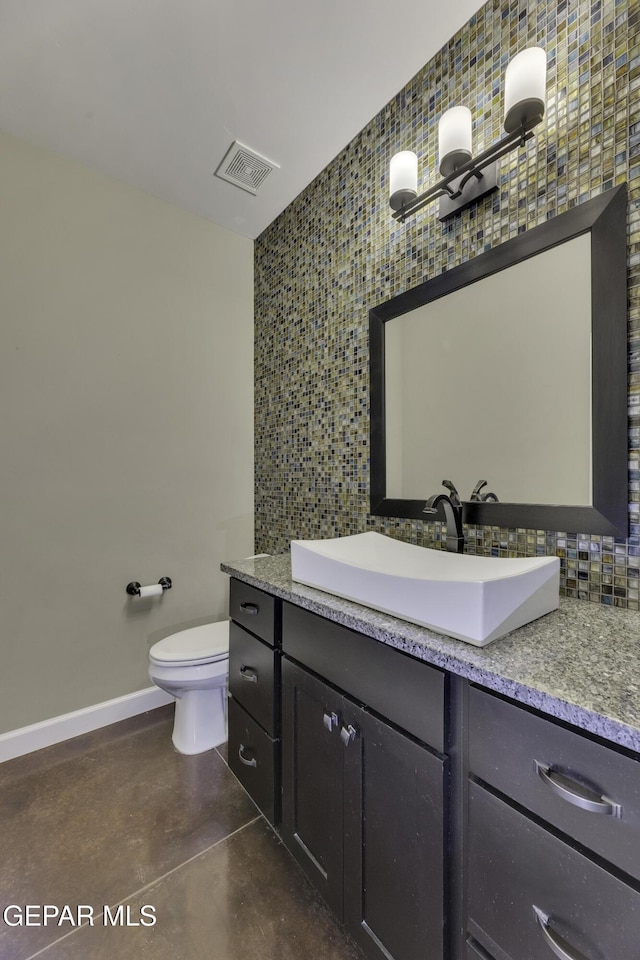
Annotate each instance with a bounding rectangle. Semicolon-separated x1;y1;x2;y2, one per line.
281;659;345;920
343;701;445;960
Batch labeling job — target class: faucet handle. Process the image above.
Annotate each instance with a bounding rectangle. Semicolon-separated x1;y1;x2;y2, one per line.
441;480;462;506
470;480;499;502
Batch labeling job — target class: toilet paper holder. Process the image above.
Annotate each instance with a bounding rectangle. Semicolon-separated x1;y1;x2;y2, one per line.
126;577;172;597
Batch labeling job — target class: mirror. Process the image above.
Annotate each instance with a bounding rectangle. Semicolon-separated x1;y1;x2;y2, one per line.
384;235;593;505
370;185;628;536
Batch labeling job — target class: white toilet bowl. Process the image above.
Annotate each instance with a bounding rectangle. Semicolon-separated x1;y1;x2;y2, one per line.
148;621;229;755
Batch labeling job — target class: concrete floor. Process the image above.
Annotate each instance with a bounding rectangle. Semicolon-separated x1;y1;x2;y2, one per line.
0;706;361;960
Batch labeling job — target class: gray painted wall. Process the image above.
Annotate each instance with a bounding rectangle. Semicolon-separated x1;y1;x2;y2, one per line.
0;132;254;735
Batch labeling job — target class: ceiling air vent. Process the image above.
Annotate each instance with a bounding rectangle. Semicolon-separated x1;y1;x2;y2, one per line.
214;141;279;195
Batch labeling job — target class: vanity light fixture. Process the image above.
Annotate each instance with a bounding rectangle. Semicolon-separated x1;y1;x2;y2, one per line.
389;46;547;222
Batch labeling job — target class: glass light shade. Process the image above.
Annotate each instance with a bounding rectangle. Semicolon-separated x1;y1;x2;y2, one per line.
389;151;418;212
438;106;472;177
504;47;546;133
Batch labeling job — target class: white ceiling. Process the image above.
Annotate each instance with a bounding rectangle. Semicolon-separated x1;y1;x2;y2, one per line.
0;0;481;240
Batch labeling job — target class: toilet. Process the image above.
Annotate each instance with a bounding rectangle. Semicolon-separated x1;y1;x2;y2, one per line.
148;621;229;755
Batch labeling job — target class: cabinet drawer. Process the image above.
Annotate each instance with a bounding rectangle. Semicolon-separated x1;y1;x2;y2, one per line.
229;579;277;646
283;602;444;751
228;697;279;826
468;782;640;960
229;621;279;737
468;685;640;881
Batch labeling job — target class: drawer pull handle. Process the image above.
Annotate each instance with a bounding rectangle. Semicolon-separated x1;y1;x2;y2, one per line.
239;666;258;683
238;744;257;767
240;602;259;615
534;760;622;818
533;906;589;960
323;711;339;732
340;724;357;747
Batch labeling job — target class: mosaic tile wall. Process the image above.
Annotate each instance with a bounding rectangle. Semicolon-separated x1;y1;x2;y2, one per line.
254;0;640;609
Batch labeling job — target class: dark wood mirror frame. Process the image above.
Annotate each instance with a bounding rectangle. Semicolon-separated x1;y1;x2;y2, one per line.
370;185;628;536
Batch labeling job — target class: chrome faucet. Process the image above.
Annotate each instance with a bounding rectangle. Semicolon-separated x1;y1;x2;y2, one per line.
423;480;465;554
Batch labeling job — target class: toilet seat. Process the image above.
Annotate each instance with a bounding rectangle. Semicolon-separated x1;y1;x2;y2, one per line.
149;621;229;668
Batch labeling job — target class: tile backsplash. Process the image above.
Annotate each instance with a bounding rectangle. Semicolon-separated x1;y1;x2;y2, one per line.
254;0;640;609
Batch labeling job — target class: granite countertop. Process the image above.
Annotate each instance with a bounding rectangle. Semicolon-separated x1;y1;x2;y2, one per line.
221;553;640;753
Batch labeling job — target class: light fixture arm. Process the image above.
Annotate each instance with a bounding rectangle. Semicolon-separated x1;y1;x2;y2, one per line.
392;124;534;223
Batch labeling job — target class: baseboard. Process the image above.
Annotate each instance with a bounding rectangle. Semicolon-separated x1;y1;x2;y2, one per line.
0;687;174;763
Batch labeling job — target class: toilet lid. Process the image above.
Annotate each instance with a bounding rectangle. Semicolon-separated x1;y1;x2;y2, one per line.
150;621;229;663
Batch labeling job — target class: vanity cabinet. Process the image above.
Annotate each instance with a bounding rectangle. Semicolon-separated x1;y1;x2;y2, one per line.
225;569;640;960
227;579;281;825
281;602;446;960
466;686;640;960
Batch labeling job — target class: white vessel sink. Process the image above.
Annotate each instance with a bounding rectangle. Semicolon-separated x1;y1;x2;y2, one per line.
290;532;560;646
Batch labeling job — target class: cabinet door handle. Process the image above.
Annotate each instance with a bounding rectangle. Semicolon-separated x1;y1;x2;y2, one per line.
323;711;339;732
239;601;259;615
533;906;590;960
533;760;622;818
238;744;257;767
340;724;357;747
239;665;258;683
